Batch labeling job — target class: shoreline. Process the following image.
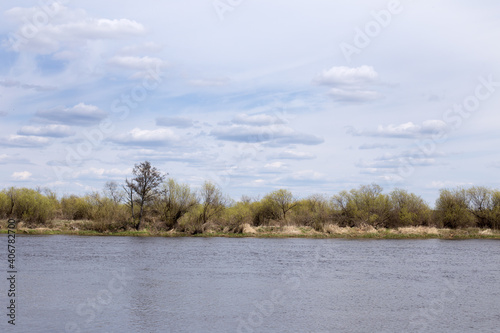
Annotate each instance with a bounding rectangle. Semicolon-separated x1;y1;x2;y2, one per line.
1;225;499;239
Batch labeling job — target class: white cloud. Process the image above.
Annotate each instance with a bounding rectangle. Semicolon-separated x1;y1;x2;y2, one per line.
0;79;55;91
232;113;286;126
420;120;449;134
315;66;382;103
355;149;445;180
264;162;285;169
315;65;378;86
211;124;323;146
18;124;74;137
359;143;397;150
12;171;32;180
376;122;421;138
118;149;209;164
272;150;316;160
288;170;325;181
109;128;178;146
5;5;145;53
108;56;166;71
426;181;474;189
328;88;381;102
119;42;163;55
0;154;30;164
0;135;50;148
74;167;131;178
35;103;107;126
189;78;230;87
357;156;436;170
156;116;194;128
351;120;449;139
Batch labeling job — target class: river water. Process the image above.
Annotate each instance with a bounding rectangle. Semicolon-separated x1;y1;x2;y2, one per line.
1;236;499;333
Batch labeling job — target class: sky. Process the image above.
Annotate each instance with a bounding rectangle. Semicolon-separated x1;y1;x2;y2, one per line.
0;0;499;205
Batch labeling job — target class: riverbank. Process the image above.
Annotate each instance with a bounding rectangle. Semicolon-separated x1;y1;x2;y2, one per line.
1;220;499;239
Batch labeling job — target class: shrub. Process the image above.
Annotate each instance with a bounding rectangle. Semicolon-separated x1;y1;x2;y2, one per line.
61;195;92;220
291;194;332;230
153;179;198;230
220;202;253;231
251;198;281;226
435;188;476;228
263;189;298;222
199;181;229;224
0;191;10;219
388;189;432;227
332;184;391;228
177;205;204;234
10;188;56;225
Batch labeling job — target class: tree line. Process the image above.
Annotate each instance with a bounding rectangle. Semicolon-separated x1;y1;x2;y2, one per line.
1;161;499;233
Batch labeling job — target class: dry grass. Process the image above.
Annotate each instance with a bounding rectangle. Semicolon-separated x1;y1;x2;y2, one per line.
1;219;499;239
240;223;257;234
396;226;440;235
282;225;301;235
357;224;378;233
324;224;351;234
479;229;493;235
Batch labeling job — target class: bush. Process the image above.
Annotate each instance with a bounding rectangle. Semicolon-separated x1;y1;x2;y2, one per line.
263;189;298;222
199;181;229;224
435;188;476;228
388;189;432;227
8;188;56;225
85;192;130;230
61;195;92;220
332;184;391;228
152;179;198;230
0;191;11;219
220;202;254;231
251;198;281;226
177;205;204;234
491;191;500;230
291;194;332;230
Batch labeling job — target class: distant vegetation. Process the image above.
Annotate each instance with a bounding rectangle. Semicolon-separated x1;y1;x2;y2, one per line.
1;161;500;236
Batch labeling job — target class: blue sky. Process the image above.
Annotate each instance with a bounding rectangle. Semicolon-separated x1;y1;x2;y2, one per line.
1;0;499;205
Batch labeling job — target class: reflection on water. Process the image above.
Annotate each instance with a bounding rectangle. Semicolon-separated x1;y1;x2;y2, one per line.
3;236;500;332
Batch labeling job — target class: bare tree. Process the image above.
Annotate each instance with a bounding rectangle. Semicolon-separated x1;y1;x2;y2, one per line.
199;181;228;224
6;187;17;217
154;179;198;229
123;178;136;222
104;181;123;204
129;161;165;230
466;186;494;228
265;189;298;221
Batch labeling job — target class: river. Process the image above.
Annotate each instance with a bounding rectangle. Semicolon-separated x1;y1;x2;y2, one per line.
1;236;499;332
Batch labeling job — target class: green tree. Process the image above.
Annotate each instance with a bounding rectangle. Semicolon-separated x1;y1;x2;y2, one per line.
292;194;331;229
332;184;391;228
8;188;56;224
389;188;431;227
264;189;298;222
199;181;228;224
491;190;500;230
466;186;495;228
129;161;165;230
435;188;475;228
61;195;92;220
155;178;198;229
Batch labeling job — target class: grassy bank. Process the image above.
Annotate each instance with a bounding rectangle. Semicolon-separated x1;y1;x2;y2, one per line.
1;220;499;239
